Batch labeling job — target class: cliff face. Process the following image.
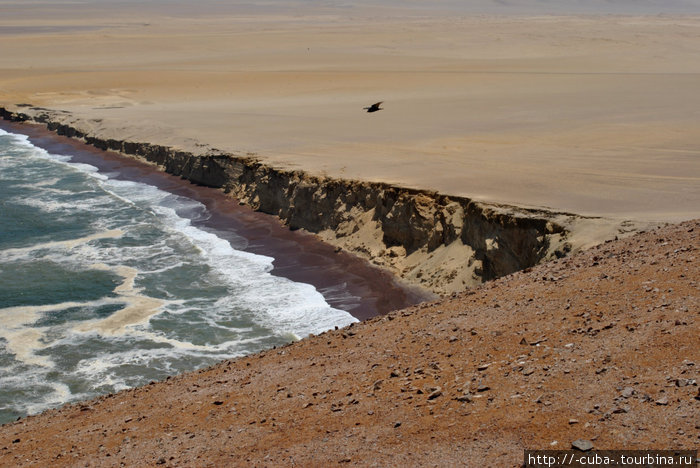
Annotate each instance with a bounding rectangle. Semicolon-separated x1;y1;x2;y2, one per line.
2;106;592;295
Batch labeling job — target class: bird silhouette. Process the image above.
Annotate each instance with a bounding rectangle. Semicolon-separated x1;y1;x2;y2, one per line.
363;101;383;113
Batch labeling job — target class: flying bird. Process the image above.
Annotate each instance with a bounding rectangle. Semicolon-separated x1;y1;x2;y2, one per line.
363;101;383;113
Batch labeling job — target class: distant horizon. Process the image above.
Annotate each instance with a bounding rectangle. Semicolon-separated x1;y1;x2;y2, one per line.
2;0;700;16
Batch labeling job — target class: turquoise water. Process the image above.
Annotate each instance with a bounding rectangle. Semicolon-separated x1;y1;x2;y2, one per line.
0;129;356;424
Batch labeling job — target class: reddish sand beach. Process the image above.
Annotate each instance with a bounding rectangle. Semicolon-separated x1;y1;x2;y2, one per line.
0;119;430;320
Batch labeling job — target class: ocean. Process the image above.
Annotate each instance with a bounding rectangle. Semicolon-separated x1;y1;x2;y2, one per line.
0;128;359;424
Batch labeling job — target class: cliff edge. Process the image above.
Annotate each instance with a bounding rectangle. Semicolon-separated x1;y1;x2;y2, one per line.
1;105;648;296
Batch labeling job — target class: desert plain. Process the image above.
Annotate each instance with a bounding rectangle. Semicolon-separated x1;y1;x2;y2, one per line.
2;1;699;221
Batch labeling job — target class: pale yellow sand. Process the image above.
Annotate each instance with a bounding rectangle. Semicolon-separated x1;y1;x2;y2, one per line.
1;2;699;222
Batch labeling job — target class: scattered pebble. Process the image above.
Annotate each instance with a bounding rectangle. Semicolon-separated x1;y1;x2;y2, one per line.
655;397;669;406
571;439;594;452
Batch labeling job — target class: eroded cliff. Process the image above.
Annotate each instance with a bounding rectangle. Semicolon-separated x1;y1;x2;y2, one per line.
2;106;638;295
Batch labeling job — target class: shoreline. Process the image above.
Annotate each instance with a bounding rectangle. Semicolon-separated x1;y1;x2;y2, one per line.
0;118;431;321
1;106;652;298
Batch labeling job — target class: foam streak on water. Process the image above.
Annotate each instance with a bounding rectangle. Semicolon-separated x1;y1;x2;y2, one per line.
0;129;356;423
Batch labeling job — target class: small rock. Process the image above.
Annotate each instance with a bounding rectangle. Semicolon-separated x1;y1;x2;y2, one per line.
675;378;690;387
212;400;224;406
393;421;402;428
523;368;535;376
571;439;594;452
655;396;669;406
621;387;635;398
477;385;490;392
477;363;490;371
455;393;473;403
427;388;443;400
569;419;579;425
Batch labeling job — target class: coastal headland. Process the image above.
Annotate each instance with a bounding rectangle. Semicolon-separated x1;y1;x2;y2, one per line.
1;1;699;465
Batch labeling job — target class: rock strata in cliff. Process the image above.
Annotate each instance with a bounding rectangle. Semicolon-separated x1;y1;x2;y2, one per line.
1;105;646;296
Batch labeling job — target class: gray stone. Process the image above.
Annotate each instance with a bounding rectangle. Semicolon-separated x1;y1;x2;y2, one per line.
572;439;594;452
655;396;669;406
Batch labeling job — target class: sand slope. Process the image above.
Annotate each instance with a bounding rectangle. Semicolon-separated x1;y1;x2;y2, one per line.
1;220;697;466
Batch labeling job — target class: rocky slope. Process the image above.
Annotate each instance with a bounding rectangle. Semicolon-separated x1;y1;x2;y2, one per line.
1;220;697;467
1;106;644;296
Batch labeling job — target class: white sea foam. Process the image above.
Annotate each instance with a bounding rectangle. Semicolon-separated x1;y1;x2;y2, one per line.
0;128;358;422
0;230;125;261
147;201;358;338
0;370;74;417
3;128;357;340
0;300;105;367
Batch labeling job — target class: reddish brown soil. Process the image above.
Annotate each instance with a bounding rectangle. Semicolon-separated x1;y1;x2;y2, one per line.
1;220;698;467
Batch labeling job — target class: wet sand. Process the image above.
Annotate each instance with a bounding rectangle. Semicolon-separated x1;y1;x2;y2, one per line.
1;120;431;320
